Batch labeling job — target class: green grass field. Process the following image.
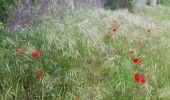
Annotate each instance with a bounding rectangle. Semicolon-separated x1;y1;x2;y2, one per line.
1;5;170;100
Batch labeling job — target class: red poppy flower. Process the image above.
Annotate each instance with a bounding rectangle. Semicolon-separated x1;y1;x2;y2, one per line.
141;78;145;83
132;57;141;63
134;73;141;83
17;48;23;54
111;28;117;33
147;29;151;32
32;50;40;57
75;96;79;100
37;71;43;78
129;50;136;55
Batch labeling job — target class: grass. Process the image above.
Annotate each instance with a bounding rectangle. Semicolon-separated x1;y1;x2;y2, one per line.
1;5;170;100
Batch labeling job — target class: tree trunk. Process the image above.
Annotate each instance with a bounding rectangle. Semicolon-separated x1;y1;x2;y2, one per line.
151;0;157;6
137;0;147;5
7;0;108;30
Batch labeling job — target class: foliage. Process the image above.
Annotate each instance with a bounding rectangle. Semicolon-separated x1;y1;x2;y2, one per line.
0;22;4;30
146;0;151;5
157;0;163;4
0;0;15;24
157;0;170;6
1;5;170;99
105;0;134;11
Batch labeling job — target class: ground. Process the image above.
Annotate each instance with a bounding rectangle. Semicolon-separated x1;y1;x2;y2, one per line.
0;4;170;100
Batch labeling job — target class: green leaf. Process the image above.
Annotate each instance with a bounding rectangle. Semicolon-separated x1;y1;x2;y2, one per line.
32;0;38;6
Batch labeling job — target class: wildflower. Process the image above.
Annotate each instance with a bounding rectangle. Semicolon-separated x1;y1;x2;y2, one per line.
134;73;146;83
17;48;23;54
37;71;43;78
32;50;40;57
147;29;151;32
132;57;141;63
141;78;145;83
112;28;117;33
129;50;136;55
134;73;141;83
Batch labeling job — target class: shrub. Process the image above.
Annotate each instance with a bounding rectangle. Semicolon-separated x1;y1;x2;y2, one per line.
147;0;151;5
157;0;170;6
0;0;15;24
105;0;134;12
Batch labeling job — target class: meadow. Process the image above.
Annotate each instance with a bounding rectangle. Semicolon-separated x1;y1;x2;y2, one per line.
0;4;170;100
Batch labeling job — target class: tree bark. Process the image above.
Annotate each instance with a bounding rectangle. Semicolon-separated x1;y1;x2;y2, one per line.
151;0;157;6
7;0;108;30
137;0;147;5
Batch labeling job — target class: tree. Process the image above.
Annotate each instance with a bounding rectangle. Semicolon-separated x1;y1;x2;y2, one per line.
137;0;147;5
106;0;134;11
151;0;157;6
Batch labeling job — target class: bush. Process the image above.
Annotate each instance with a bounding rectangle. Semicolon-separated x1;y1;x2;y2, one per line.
105;0;134;11
157;0;170;6
146;0;151;5
0;0;15;24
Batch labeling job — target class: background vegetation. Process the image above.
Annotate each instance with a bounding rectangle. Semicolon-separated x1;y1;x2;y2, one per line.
106;0;134;11
158;0;170;6
0;0;15;24
1;0;170;28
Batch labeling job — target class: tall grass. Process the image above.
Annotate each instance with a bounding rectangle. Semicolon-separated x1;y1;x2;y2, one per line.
0;5;170;99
